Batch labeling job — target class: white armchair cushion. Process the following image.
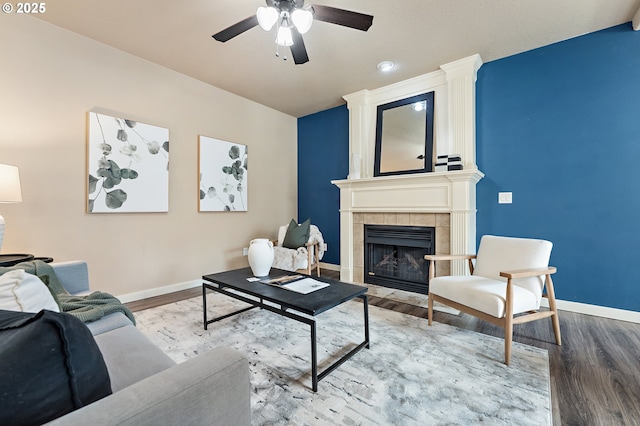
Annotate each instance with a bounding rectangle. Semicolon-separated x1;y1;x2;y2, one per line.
430;275;539;318
473;235;552;306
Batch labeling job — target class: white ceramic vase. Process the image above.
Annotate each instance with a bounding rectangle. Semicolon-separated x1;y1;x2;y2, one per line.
247;238;274;277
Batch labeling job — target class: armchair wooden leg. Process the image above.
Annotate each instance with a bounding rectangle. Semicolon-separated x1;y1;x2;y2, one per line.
504;278;514;365
545;274;562;345
504;318;513;366
551;313;561;345
427;295;434;326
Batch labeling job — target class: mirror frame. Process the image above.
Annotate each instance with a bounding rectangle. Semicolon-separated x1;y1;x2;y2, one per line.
373;92;435;177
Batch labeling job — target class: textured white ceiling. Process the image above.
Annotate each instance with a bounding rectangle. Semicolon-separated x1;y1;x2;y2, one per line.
35;0;640;117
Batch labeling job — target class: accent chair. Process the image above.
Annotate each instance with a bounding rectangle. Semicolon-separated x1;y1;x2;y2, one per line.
425;235;561;365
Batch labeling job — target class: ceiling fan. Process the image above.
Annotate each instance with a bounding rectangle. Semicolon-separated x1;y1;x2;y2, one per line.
212;0;374;65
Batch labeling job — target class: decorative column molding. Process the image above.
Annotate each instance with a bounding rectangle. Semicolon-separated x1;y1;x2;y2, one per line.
447;170;483;274
343;90;371;178
440;54;483;170
336;180;355;281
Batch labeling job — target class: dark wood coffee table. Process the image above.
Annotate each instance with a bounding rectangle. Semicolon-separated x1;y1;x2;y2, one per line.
202;267;369;392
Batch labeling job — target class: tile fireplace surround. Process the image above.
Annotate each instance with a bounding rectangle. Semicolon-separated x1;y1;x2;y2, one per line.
333;54;485;286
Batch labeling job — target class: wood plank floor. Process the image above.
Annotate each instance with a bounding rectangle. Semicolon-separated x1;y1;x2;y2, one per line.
127;270;640;425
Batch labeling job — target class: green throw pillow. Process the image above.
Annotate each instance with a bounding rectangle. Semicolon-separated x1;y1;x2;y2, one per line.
282;218;311;249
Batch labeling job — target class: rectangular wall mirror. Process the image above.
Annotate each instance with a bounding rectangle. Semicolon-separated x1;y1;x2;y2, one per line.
374;92;434;177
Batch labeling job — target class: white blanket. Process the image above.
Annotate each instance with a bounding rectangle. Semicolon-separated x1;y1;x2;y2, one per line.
272;225;325;272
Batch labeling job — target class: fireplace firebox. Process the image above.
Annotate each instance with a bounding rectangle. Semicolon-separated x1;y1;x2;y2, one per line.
364;225;435;294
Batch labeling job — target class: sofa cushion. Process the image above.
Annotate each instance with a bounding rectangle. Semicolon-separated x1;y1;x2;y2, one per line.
282;218;310;249
0;309;112;425
94;324;176;392
47;347;251;426
0;269;60;313
85;311;134;336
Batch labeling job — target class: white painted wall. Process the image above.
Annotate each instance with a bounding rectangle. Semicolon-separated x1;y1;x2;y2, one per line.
0;16;297;298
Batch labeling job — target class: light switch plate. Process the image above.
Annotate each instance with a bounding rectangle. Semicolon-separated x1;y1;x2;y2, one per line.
498;192;513;204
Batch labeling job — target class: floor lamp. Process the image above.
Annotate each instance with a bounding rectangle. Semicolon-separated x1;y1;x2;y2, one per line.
0;164;23;252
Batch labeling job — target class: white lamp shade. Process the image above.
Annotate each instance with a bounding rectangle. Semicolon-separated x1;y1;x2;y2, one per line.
276;25;293;46
291;8;313;34
0;164;22;203
257;6;279;31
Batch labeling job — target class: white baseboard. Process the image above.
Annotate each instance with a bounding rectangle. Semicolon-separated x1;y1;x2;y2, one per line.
319;262;340;272
541;298;640;324
116;270;640;324
117;279;202;304
118;264;342;303
118;264;341;303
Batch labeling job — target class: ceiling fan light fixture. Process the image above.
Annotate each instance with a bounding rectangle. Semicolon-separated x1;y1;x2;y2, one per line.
212;2;374;65
257;6;278;31
276;25;294;46
377;61;395;72
291;8;313;34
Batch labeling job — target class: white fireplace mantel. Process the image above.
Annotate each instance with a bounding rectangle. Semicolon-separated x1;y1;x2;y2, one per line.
332;54;484;283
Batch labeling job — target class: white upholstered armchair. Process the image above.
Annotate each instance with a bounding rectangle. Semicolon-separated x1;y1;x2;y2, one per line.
425;235;561;365
271;223;325;276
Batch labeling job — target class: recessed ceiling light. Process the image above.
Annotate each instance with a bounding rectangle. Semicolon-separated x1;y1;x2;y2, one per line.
377;61;395;72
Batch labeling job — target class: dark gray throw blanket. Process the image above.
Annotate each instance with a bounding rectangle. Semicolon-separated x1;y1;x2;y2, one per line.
57;292;136;325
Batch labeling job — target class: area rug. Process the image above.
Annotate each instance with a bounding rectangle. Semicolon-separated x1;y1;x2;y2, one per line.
135;294;551;425
365;283;460;315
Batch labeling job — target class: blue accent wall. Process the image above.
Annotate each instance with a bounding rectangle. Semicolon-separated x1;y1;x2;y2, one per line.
476;24;640;311
297;23;640;312
297;105;349;265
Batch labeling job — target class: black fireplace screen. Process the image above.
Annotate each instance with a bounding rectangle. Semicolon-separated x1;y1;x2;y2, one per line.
364;225;435;294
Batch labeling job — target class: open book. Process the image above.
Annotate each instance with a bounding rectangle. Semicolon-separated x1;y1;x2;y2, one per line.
260;275;329;294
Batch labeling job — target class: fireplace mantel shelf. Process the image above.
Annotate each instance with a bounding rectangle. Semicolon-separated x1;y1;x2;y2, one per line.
331;169;484;214
332;169;484;188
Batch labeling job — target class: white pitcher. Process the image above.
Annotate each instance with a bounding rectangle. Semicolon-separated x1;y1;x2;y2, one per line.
247;238;274;277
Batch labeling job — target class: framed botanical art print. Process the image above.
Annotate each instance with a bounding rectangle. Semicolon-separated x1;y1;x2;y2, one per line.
198;135;248;212
87;112;169;213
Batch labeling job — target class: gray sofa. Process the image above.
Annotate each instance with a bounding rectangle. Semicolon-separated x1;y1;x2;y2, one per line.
46;261;251;426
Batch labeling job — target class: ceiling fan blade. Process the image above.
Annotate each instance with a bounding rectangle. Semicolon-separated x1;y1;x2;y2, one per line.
212;15;259;42
311;5;373;32
290;29;309;65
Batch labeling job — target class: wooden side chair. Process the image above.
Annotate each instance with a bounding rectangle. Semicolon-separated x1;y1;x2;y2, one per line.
424;235;561;365
271;222;324;276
